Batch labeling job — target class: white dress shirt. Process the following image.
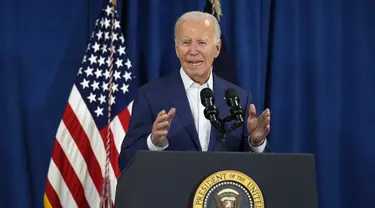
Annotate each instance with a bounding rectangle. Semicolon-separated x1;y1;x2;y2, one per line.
147;68;267;152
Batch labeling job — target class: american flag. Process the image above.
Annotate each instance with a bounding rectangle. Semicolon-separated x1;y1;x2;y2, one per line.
44;1;135;207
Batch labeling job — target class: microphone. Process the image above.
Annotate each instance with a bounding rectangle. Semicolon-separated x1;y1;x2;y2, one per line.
200;88;220;123
224;88;244;124
200;88;223;134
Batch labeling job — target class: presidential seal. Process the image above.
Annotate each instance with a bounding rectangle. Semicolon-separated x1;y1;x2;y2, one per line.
192;170;264;208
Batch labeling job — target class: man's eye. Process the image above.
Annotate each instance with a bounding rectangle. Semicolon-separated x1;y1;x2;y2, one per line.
199;41;208;45
182;41;190;45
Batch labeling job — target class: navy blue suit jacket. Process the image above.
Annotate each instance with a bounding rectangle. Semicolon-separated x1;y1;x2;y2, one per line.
118;70;265;171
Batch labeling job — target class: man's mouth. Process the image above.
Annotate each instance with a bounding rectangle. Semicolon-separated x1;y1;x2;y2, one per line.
187;61;203;66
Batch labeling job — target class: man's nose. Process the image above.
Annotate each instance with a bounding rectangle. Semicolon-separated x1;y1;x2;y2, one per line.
188;43;199;55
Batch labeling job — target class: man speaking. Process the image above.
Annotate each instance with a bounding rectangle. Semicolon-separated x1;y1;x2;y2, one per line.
118;11;271;171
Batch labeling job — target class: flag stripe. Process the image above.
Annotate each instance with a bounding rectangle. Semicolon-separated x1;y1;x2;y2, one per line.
63;103;103;194
112;115;126;153
56;121;101;206
44;194;52;208
44;181;62;208
68;85;118;199
51;141;87;208
127;101;134;116
109;129;121;178
110;160;118;203
68;85;106;174
117;107;131;132
47;143;77;208
44;194;53;208
99;127;121;178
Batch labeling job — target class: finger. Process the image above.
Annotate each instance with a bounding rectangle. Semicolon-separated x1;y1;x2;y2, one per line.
155;114;168;123
154;130;169;138
260;108;270;118
259;109;270;123
260;116;270;128
157;110;166;117
154;110;167;123
156;121;170;130
167;107;176;121
248;104;256;118
261;111;270;122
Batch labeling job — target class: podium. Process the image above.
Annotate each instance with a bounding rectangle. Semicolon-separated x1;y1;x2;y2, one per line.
115;151;318;208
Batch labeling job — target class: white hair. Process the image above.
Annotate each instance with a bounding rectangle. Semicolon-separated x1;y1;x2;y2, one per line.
174;11;221;44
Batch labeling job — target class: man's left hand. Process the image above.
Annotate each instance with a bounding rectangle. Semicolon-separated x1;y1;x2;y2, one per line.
247;104;271;146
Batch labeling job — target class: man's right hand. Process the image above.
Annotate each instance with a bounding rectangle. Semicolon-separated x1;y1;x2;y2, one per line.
151;108;176;146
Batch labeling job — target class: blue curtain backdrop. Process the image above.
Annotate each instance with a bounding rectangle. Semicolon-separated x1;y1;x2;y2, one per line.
1;0;374;207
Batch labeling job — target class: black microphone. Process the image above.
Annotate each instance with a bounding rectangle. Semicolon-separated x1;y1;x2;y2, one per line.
224;88;244;124
200;88;223;134
200;88;220;123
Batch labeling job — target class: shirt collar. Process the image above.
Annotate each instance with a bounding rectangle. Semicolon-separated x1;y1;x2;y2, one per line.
179;67;213;91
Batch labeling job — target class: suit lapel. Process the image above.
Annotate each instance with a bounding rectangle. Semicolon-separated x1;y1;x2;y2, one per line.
166;71;202;150
208;74;230;151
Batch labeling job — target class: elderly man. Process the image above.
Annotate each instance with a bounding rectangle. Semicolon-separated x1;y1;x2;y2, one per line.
118;11;271;171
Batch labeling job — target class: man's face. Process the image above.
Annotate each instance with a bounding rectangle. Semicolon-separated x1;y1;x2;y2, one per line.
175;18;221;84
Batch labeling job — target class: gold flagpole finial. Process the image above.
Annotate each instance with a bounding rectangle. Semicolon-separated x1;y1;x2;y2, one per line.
210;0;222;21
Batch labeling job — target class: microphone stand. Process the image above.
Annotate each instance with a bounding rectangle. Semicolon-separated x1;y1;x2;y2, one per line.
219;132;227;151
217;115;243;151
201;96;244;151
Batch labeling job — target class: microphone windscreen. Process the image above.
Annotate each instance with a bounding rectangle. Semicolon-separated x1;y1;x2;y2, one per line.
200;88;214;99
225;88;238;99
200;88;214;106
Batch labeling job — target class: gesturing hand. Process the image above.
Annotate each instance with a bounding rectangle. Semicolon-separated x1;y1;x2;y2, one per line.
247;104;270;146
151;108;176;146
